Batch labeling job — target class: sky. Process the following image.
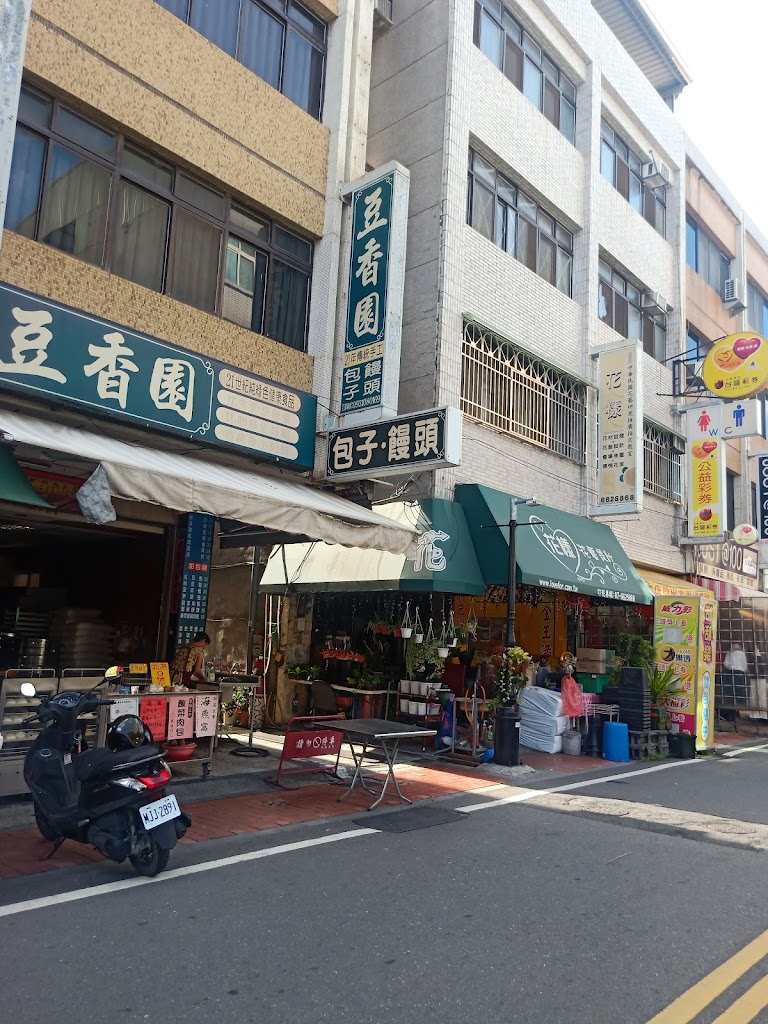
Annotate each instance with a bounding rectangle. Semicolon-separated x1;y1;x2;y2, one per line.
642;0;768;240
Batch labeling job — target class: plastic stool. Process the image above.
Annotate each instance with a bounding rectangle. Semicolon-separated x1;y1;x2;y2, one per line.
602;721;630;762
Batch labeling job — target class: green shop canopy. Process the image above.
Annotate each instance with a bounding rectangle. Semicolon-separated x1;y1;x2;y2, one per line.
0;447;53;509
455;484;652;605
260;498;485;595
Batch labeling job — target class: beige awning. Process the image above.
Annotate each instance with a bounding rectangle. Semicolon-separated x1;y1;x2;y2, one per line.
0;411;417;554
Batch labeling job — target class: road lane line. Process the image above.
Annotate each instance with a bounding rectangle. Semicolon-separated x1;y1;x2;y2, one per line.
645;928;768;1024
722;743;768;758
0;827;377;920
710;974;768;1024
457;758;705;813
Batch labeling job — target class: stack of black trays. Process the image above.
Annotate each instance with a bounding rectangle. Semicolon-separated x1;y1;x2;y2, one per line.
618;667;651;731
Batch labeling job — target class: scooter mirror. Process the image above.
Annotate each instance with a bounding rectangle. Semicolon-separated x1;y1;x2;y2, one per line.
20;682;37;698
104;666;123;679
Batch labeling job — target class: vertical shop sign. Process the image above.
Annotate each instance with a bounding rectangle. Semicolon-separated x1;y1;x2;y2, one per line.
653;598;699;736
340;163;409;420
697;597;717;749
195;693;219;737
175;513;214;648
592;340;643;516
686;405;726;541
168;696;195;740
139;698;168;742
757;454;768;568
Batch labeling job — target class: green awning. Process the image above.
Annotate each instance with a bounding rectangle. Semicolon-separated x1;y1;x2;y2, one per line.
260;498;485;594
455;484;652;605
0;447;53;508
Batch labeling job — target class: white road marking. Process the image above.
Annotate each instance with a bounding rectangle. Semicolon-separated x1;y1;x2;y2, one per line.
457;757;705;813
722;743;768;758
0;827;377;920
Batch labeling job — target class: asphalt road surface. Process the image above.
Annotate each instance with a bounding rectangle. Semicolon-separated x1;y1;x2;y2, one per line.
3;751;768;1024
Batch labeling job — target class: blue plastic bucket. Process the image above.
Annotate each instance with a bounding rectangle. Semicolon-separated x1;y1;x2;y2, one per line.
602;721;630;762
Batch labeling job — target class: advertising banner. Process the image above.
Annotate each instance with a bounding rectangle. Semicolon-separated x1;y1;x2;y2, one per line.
593;339;643;516
697;597;717;749
654;597;699;736
686;405;726;541
757;454;768;569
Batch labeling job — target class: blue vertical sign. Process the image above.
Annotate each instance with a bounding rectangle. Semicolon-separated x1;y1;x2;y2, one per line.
757;455;768;569
340;173;394;414
176;513;214;648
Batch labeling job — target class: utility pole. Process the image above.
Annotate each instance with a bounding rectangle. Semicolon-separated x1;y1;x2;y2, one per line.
505;497;538;648
0;0;32;254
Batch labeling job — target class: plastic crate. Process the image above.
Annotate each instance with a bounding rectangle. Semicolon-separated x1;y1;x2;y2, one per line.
581;673;611;693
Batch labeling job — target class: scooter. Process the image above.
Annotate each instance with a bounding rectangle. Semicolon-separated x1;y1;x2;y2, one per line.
20;667;190;877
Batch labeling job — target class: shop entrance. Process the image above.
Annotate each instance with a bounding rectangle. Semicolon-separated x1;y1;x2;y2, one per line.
0;512;169;672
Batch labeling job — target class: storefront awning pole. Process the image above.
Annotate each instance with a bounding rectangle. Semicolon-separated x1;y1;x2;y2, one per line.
246;551;267;675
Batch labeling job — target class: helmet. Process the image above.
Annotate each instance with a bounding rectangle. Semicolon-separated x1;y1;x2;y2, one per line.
107;714;153;751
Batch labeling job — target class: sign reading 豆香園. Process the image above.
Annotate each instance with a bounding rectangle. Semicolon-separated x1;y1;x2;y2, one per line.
0;282;316;468
340;163;409;419
326;407;462;482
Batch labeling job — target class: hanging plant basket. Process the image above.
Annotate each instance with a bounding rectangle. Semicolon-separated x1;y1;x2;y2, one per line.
437;647;450;659
400;601;414;639
413;607;424;645
466;598;478;640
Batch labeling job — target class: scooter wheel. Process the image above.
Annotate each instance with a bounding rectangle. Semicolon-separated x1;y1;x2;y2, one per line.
129;834;170;877
34;802;58;842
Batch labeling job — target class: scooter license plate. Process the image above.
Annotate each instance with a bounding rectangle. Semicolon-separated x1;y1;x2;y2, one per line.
140;794;180;830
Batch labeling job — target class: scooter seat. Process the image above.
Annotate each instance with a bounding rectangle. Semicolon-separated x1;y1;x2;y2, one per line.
76;746;160;782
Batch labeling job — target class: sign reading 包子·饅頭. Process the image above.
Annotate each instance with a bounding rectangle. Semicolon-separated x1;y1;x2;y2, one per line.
0;282;316;468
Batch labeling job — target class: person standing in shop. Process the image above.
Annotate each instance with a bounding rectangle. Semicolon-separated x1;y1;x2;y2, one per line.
170;631;211;689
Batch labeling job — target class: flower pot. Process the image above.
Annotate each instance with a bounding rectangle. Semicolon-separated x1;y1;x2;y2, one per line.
427;703;441;716
407;700;419;715
162;741;197;762
450;638;458;647
437;647;450;659
414;634;424;644
400;627;413;639
399;698;409;714
222;709;236;727
416;702;427;716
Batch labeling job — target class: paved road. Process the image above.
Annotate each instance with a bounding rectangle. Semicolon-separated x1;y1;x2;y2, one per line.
2;753;768;1023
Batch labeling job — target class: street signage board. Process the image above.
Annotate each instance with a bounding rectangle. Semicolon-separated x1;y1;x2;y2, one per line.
326;407;462;482
757;454;768;568
685;405;726;543
592;339;643;516
0;281;316;467
695;539;759;588
701;333;768;400
339;163;409;421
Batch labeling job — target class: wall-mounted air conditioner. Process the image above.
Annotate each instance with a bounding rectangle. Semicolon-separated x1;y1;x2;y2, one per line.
641;160;671;189
723;278;746;307
373;0;393;29
641;291;668;316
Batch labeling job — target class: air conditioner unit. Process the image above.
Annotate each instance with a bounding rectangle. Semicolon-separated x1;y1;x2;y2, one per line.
641;291;668;316
642;160;671;189
723;278;746;308
373;0;393;29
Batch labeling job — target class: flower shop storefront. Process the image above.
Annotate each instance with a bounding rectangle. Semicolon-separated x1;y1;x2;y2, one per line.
258;498;487;726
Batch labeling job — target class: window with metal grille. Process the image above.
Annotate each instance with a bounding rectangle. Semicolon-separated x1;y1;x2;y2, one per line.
467;148;573;296
473;0;576;143
643;422;682;503
600;121;666;237
461;321;587;462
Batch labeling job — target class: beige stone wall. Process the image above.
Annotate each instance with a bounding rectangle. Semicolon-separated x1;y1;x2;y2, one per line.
686;166;739;256
0;232;314;391
28;0;329;237
747;234;768;296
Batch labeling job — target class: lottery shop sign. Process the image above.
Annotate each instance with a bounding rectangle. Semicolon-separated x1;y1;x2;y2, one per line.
701;333;768;400
326;406;462;482
686;405;726;541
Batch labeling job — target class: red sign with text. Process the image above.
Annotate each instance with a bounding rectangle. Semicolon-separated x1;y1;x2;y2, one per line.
139;698;168;742
282;730;342;760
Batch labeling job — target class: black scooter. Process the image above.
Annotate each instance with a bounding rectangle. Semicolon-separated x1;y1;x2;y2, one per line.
21;670;190;876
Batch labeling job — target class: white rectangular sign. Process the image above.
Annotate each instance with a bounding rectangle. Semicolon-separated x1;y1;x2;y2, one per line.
688;399;762;440
592;339;643;516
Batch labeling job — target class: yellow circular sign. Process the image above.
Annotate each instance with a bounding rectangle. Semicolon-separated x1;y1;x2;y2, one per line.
701;333;768;399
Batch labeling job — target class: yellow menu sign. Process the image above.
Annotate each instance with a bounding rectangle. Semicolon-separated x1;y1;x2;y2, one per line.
150;662;171;688
129;663;148;675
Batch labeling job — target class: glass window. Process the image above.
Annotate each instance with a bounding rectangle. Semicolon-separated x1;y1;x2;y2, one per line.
121;145;174;192
112;182;170;293
168;209;221;312
175;174;226;220
283;30;324;120
273;225;312;263
157;0;326;118
470;180;494;241
265;260;309;350
598;259;667;361
230;203;270;241
223;238;268;332
601;120;666;238
55;108;116;158
189;0;239;56
18;86;52;128
474;0;575;144
4;128;45;237
40;145;111;265
239;1;284;90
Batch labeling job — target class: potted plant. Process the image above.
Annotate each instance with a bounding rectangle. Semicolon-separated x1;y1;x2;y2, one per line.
413;608;424;645
400;601;413;639
644;658;682;731
492;646;530;766
220;699;236;728
231;686;250;728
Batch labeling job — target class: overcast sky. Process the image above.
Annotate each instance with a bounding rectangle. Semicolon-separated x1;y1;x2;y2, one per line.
642;0;768;240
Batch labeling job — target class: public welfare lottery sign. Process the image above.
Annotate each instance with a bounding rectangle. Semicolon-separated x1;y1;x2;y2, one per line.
340;163;409;419
0;282;316;468
592;339;643;516
686;404;727;542
701;333;768;400
326;407;462;482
